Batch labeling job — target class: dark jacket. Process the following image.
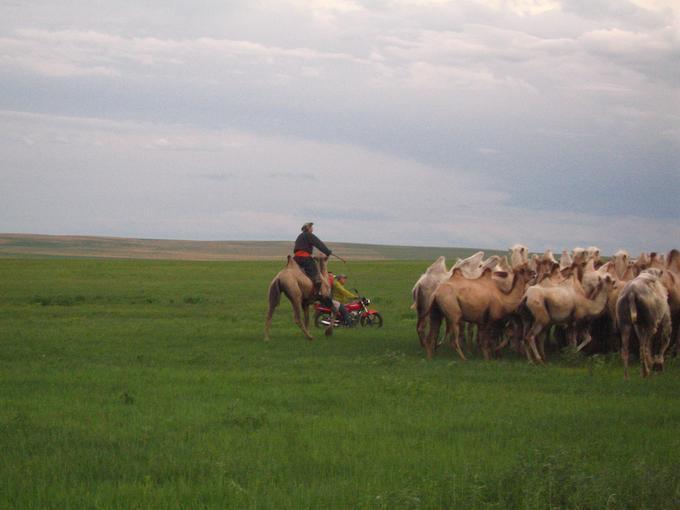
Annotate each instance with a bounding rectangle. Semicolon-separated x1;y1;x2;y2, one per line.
294;232;332;257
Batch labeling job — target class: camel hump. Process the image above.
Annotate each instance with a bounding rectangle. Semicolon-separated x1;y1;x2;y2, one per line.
286;255;297;268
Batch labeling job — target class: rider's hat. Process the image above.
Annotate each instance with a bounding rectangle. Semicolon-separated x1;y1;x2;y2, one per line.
301;222;314;232
337;273;347;279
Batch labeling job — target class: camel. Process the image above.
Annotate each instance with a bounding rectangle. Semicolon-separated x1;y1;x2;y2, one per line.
411;252;496;347
411;256;453;346
264;255;332;341
656;268;680;354
424;266;534;361
510;244;529;271
612;250;630;280
491;256;514;293
521;273;614;363
585;246;601;266
616;269;672;378
667;249;680;273
559;249;573;271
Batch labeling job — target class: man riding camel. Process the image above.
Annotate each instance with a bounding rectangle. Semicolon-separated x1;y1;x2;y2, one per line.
293;222;333;304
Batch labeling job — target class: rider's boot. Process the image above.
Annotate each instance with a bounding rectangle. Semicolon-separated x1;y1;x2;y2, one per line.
339;305;352;327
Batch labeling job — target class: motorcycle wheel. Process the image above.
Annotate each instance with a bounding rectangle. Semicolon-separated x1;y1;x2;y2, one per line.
314;311;334;328
360;313;383;328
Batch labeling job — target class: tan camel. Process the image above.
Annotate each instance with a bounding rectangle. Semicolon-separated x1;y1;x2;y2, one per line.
264;255;332;341
425;267;534;361
657;267;680;354
616;269;671;379
522;274;614;363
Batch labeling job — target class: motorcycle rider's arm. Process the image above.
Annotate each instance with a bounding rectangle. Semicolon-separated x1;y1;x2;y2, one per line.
333;280;358;301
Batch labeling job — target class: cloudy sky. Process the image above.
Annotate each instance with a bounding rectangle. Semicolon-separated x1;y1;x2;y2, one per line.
1;0;678;254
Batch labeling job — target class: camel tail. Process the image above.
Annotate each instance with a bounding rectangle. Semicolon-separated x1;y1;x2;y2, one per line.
628;293;637;324
410;284;419;310
268;277;281;310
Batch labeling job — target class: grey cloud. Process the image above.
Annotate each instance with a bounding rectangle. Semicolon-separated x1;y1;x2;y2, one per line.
0;1;678;252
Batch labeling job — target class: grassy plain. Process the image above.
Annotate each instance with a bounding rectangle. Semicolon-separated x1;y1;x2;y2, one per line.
1;258;679;509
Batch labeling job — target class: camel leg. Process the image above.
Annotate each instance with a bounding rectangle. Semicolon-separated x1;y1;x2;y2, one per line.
264;303;277;341
291;299;314;341
567;326;578;349
619;325;631;380
576;325;593;352
537;330;547;362
416;314;427;348
323;302;334;337
638;335;652;378
524;321;545;364
479;324;495;360
450;321;466;361
425;309;442;360
495;335;510;353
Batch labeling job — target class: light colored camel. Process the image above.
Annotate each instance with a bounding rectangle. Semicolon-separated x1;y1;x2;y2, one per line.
510;244;529;271
264;255;332;341
616;269;672;378
411;252;494;347
559;249;573;271
522;273;614;363
425;267;534;361
411;255;453;346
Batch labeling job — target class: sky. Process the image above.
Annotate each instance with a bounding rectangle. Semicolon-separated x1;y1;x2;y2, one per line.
1;0;678;255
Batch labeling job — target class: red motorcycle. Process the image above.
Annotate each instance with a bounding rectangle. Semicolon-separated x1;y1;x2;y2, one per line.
314;293;383;328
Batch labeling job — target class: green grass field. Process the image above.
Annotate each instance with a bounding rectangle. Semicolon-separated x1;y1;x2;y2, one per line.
1;258;679;509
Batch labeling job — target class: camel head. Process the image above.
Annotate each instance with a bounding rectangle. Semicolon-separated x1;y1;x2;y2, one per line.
649;252;665;269
560;249;573;270
510;244;529;270
315;256;332;298
572;247;586;265
585;246;601;264
613;250;629;279
635;252;652;271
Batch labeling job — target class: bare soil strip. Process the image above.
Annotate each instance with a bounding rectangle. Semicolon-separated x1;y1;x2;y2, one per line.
0;233;495;261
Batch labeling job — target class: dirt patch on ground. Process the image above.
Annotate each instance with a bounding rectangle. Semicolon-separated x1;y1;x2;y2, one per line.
0;233;494;261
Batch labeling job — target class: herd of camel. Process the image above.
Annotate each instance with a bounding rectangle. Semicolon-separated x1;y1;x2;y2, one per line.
413;245;680;378
264;246;679;379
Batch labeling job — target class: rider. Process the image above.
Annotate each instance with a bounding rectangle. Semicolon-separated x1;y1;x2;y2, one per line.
293;222;332;303
332;273;359;326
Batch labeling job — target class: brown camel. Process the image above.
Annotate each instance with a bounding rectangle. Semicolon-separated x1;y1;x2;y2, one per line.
425;266;534;361
264;255;332;341
521;274;614;363
657;267;680;355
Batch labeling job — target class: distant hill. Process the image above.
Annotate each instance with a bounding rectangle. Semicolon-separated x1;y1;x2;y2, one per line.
0;234;505;261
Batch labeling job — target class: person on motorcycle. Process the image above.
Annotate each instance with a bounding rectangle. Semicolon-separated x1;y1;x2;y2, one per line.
332;273;359;326
293;222;333;304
